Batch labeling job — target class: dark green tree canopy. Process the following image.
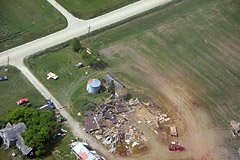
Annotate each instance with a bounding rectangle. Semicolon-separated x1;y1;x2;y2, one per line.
108;80;115;94
72;38;81;52
6;108;59;157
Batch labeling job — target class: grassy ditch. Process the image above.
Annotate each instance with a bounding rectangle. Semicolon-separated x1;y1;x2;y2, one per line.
56;0;139;19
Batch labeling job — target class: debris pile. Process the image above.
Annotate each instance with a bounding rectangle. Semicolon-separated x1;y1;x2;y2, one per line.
169;125;178;137
75;62;84;68
230;120;240;137
169;141;185;151
83;99;148;155
135;101;171;135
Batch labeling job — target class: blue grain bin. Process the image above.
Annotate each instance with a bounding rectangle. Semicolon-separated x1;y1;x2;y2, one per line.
86;79;101;94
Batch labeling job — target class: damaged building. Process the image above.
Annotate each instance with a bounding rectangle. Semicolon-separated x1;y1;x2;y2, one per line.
102;74;128;100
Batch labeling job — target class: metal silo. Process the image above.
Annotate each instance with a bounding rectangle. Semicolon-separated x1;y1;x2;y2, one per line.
86;79;101;94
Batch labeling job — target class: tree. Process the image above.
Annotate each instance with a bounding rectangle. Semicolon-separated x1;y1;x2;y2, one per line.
72;38;81;52
108;80;115;94
6;108;59;157
0;120;6;129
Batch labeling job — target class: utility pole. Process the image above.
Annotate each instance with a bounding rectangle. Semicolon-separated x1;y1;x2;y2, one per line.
7;56;10;67
88;26;91;34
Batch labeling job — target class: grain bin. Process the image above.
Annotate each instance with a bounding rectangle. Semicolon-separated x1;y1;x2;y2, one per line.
86;79;101;94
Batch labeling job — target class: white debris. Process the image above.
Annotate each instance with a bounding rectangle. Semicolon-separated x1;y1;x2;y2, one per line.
132;142;139;147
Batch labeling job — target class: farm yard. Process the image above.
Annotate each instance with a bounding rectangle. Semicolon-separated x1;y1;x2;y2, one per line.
0;66;44;116
0;65;76;159
25;46;109;121
56;0;139;19
26;0;240;159
0;0;66;52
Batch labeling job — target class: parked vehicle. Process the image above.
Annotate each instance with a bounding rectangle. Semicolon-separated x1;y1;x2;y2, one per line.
169;141;185;151
0;76;8;81
16;98;29;105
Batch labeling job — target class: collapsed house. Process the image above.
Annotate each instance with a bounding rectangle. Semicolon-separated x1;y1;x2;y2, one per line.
83;99;148;154
0;123;33;156
84;112;100;133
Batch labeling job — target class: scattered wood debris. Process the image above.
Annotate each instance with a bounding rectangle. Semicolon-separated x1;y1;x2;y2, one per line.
169;125;178;137
83;97;185;155
75;62;84;68
83;98;147;155
230;120;240;137
135;100;170;135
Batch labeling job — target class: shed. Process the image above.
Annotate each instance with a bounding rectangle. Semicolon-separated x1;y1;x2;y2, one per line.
102;74;123;89
86;79;101;94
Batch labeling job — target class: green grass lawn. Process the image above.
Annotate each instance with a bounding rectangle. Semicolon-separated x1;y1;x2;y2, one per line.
0;66;44;117
26;46;110;121
45;125;76;160
0;0;67;52
56;0;138;19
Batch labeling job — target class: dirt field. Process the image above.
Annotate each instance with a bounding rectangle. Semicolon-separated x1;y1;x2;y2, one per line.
83;1;240;159
100;43;234;160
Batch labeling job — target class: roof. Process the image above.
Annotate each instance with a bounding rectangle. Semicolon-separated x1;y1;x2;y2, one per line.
84;115;100;133
16;135;32;155
1;123;27;141
72;142;97;160
88;79;101;88
6;123;12;129
103;74;123;89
